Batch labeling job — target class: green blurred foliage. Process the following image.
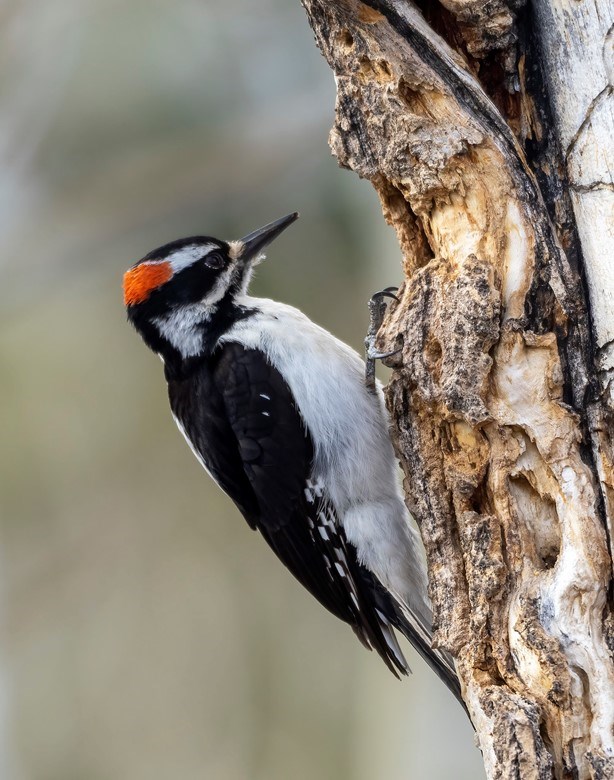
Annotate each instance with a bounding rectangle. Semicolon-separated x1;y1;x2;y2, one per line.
0;2;483;778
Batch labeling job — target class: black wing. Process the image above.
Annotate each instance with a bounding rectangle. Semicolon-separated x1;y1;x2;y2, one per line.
168;347;260;526
168;341;411;676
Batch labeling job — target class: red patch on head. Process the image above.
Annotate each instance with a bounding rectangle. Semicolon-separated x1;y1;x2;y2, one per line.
123;261;172;306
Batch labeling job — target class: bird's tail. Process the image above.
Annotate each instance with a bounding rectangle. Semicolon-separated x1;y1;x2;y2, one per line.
393;600;468;713
360;561;468;713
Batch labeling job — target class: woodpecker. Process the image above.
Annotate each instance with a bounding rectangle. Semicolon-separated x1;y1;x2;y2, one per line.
123;212;462;703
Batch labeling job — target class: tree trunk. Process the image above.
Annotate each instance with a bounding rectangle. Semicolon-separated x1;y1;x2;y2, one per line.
300;2;614;778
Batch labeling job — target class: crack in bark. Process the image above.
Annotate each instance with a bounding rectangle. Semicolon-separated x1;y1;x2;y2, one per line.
564;86;612;172
570;181;614;194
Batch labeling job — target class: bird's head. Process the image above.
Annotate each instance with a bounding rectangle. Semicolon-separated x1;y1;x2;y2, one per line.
123;212;298;364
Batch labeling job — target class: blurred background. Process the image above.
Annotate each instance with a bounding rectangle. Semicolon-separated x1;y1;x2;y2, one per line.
0;1;483;778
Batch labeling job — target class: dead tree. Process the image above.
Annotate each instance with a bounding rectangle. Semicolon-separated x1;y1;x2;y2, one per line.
300;2;614;778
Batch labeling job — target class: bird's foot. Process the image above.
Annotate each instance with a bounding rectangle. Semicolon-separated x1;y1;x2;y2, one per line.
365;287;401;391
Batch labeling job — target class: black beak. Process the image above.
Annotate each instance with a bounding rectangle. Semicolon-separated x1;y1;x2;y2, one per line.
238;212;299;261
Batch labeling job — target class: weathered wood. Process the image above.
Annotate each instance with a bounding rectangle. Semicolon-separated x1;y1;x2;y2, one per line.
300;1;614;777
531;0;614;591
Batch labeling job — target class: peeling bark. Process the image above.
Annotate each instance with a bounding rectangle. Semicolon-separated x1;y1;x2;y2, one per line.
300;2;614;778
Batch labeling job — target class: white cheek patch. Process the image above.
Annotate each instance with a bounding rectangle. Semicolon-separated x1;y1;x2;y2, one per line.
151;263;237;358
153;305;208;358
168;243;217;273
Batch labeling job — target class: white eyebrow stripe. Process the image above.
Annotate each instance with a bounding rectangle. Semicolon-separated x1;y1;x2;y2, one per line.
169;243;217;273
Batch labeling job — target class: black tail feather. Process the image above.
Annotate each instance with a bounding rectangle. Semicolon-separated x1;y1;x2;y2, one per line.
393;610;468;715
355;562;468;715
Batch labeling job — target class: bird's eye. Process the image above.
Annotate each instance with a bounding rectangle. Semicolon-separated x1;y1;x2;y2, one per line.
204;251;225;270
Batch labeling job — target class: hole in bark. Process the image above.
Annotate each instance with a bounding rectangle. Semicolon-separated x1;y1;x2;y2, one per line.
397;78;432;117
509;474;561;570
426;339;442;360
468;478;491;516
372;179;434;271
413;0;472;60
424;337;442;383
538;719;555;759
411;0;522;122
474;645;506;685
338;29;354;51
358;57;392;82
380;60;391;77
571;665;593;731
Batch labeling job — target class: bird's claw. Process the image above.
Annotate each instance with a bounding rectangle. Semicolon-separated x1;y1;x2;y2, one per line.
368;348;402;361
370;286;399;303
365;287;401;391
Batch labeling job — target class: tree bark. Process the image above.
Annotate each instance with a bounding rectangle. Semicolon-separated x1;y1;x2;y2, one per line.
300;2;614;778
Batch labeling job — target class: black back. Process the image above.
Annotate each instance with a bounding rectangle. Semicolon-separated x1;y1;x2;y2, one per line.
168;341;413;676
